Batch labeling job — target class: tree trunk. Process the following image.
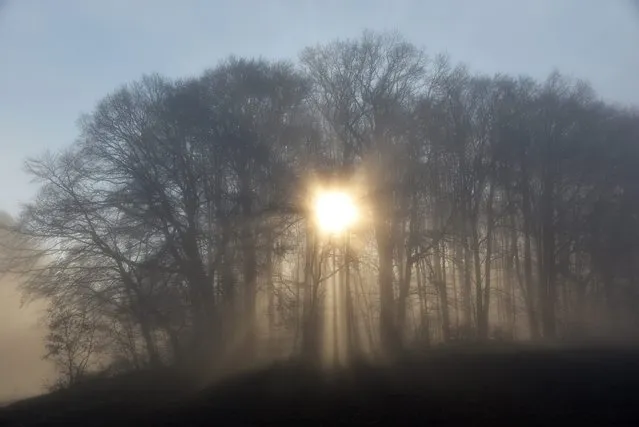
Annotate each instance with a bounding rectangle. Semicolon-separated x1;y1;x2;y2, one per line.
240;175;257;358
416;260;430;345
462;219;473;337
521;166;540;339
397;212;415;342
472;218;484;340
122;275;161;368
180;225;215;362
540;169;557;339
452;248;460;330
138;313;161;367
478;181;496;340
301;224;320;364
265;229;275;337
344;235;360;360
376;222;399;354
439;241;451;342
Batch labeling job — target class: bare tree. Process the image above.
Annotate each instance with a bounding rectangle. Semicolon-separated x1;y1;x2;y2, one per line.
7;31;639;380
44;298;101;389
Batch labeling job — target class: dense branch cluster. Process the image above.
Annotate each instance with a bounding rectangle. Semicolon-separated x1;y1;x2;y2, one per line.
6;31;639;386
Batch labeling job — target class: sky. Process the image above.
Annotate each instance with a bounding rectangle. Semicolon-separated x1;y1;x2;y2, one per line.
1;0;639;217
0;0;638;399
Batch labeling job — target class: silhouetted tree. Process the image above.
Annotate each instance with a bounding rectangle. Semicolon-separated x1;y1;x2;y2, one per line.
5;31;639;384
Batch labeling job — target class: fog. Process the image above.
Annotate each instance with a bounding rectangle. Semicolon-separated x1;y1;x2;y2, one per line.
1;2;639;425
0;274;52;402
0;213;52;401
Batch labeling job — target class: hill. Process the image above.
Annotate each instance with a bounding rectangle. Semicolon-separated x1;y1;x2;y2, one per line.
2;345;639;426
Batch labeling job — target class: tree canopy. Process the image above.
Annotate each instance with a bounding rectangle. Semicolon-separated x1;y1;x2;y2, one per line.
6;31;639;385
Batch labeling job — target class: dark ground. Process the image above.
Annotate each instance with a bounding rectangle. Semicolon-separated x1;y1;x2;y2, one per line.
2;344;639;426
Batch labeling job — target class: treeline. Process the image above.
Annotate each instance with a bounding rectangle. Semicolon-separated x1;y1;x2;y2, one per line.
6;31;639;386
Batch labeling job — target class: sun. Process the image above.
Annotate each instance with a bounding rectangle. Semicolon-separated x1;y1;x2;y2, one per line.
313;190;358;234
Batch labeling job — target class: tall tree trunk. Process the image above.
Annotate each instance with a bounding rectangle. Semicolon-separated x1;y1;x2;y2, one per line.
166;327;182;365
344;234;360;360
138;313;161;367
302;224;320;364
439;241;451;342
472;217;484;340
181;226;215;363
122;277;161;367
540;168;557;339
265;229;275;337
507;212;519;335
452;248;460;330
521;164;540;339
376;221;399;354
219;221;235;347
602;260;617;331
240;175;257;358
478;181;496;340
397;199;417;341
396;247;412;341
462;218;474;337
416;260;430;345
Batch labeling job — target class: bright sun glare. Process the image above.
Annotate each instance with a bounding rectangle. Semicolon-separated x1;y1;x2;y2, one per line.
313;191;358;234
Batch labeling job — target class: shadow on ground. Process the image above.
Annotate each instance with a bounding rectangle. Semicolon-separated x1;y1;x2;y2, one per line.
2;344;639;426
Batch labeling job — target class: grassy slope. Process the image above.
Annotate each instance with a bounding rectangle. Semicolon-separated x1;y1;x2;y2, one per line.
2;344;639;426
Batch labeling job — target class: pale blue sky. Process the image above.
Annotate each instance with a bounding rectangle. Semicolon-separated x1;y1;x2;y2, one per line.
1;0;638;216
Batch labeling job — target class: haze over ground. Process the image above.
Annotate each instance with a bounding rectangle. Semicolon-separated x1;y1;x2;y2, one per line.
0;0;638;401
0;274;51;403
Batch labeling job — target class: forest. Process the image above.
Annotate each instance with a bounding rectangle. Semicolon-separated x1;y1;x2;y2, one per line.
4;31;639;388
